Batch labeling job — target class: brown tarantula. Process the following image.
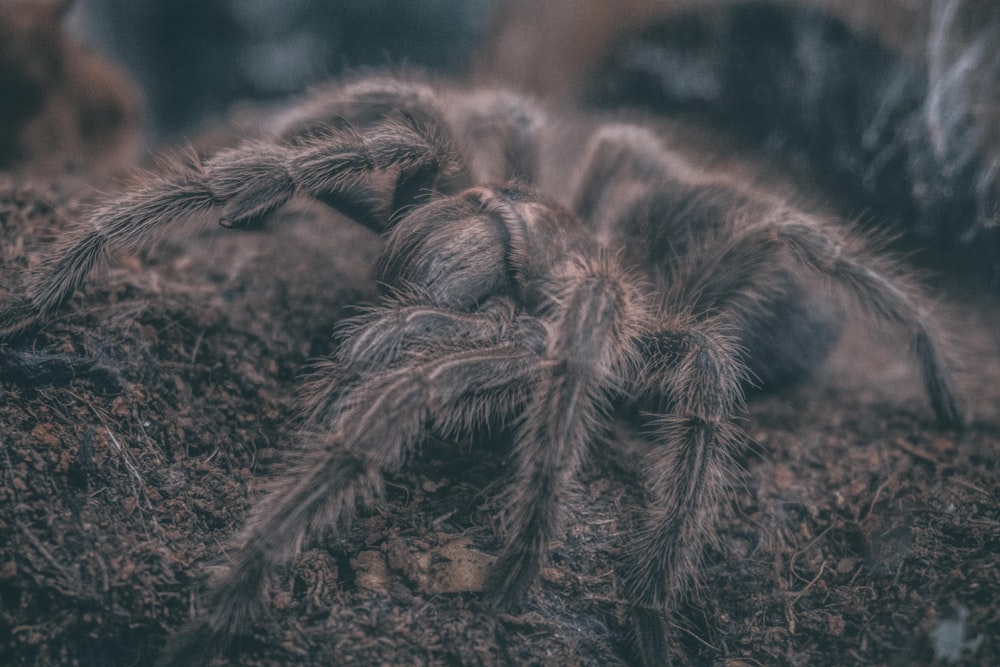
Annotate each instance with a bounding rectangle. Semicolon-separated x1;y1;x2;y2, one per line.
0;75;963;666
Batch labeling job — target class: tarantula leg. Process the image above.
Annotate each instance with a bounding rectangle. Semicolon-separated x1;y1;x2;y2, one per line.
0;167;218;341
334;294;519;375
0;109;468;341
159;338;542;667
697;218;963;427
675;211;965;427
626;323;745;666
777;222;962;426
483;253;646;610
155;437;384;667
300;295;523;430
207;110;466;230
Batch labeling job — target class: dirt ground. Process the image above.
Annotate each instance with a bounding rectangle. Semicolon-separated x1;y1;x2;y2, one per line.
0;137;997;666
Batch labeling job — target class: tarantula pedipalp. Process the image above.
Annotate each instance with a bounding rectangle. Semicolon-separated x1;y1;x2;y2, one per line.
0;75;962;666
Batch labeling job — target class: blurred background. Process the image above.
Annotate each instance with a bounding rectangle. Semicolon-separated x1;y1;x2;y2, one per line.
65;0;500;140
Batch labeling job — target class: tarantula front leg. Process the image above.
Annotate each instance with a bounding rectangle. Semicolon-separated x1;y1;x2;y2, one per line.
483;252;649;609
159;306;545;667
211;113;468;230
624;320;746;666
0;113;466;340
300;294;522;429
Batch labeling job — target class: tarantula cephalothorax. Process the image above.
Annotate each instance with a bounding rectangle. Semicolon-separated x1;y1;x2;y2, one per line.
0;75;963;665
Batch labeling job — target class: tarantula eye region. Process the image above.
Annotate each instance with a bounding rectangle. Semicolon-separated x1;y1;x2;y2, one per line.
500;186;523;200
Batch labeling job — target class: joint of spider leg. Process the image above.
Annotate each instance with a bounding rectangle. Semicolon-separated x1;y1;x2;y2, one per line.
640;328;745;413
515;315;548;357
367;113;461;180
202;143;297;228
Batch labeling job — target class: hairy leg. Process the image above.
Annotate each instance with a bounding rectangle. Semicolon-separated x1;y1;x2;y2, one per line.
626;320;745;666
483;252;648;609
159;330;543;666
0;112;467;341
767;218;962;426
705;215;961;426
300;294;524;429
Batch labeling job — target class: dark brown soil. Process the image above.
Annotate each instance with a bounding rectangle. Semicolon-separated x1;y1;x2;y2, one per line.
1;159;997;666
